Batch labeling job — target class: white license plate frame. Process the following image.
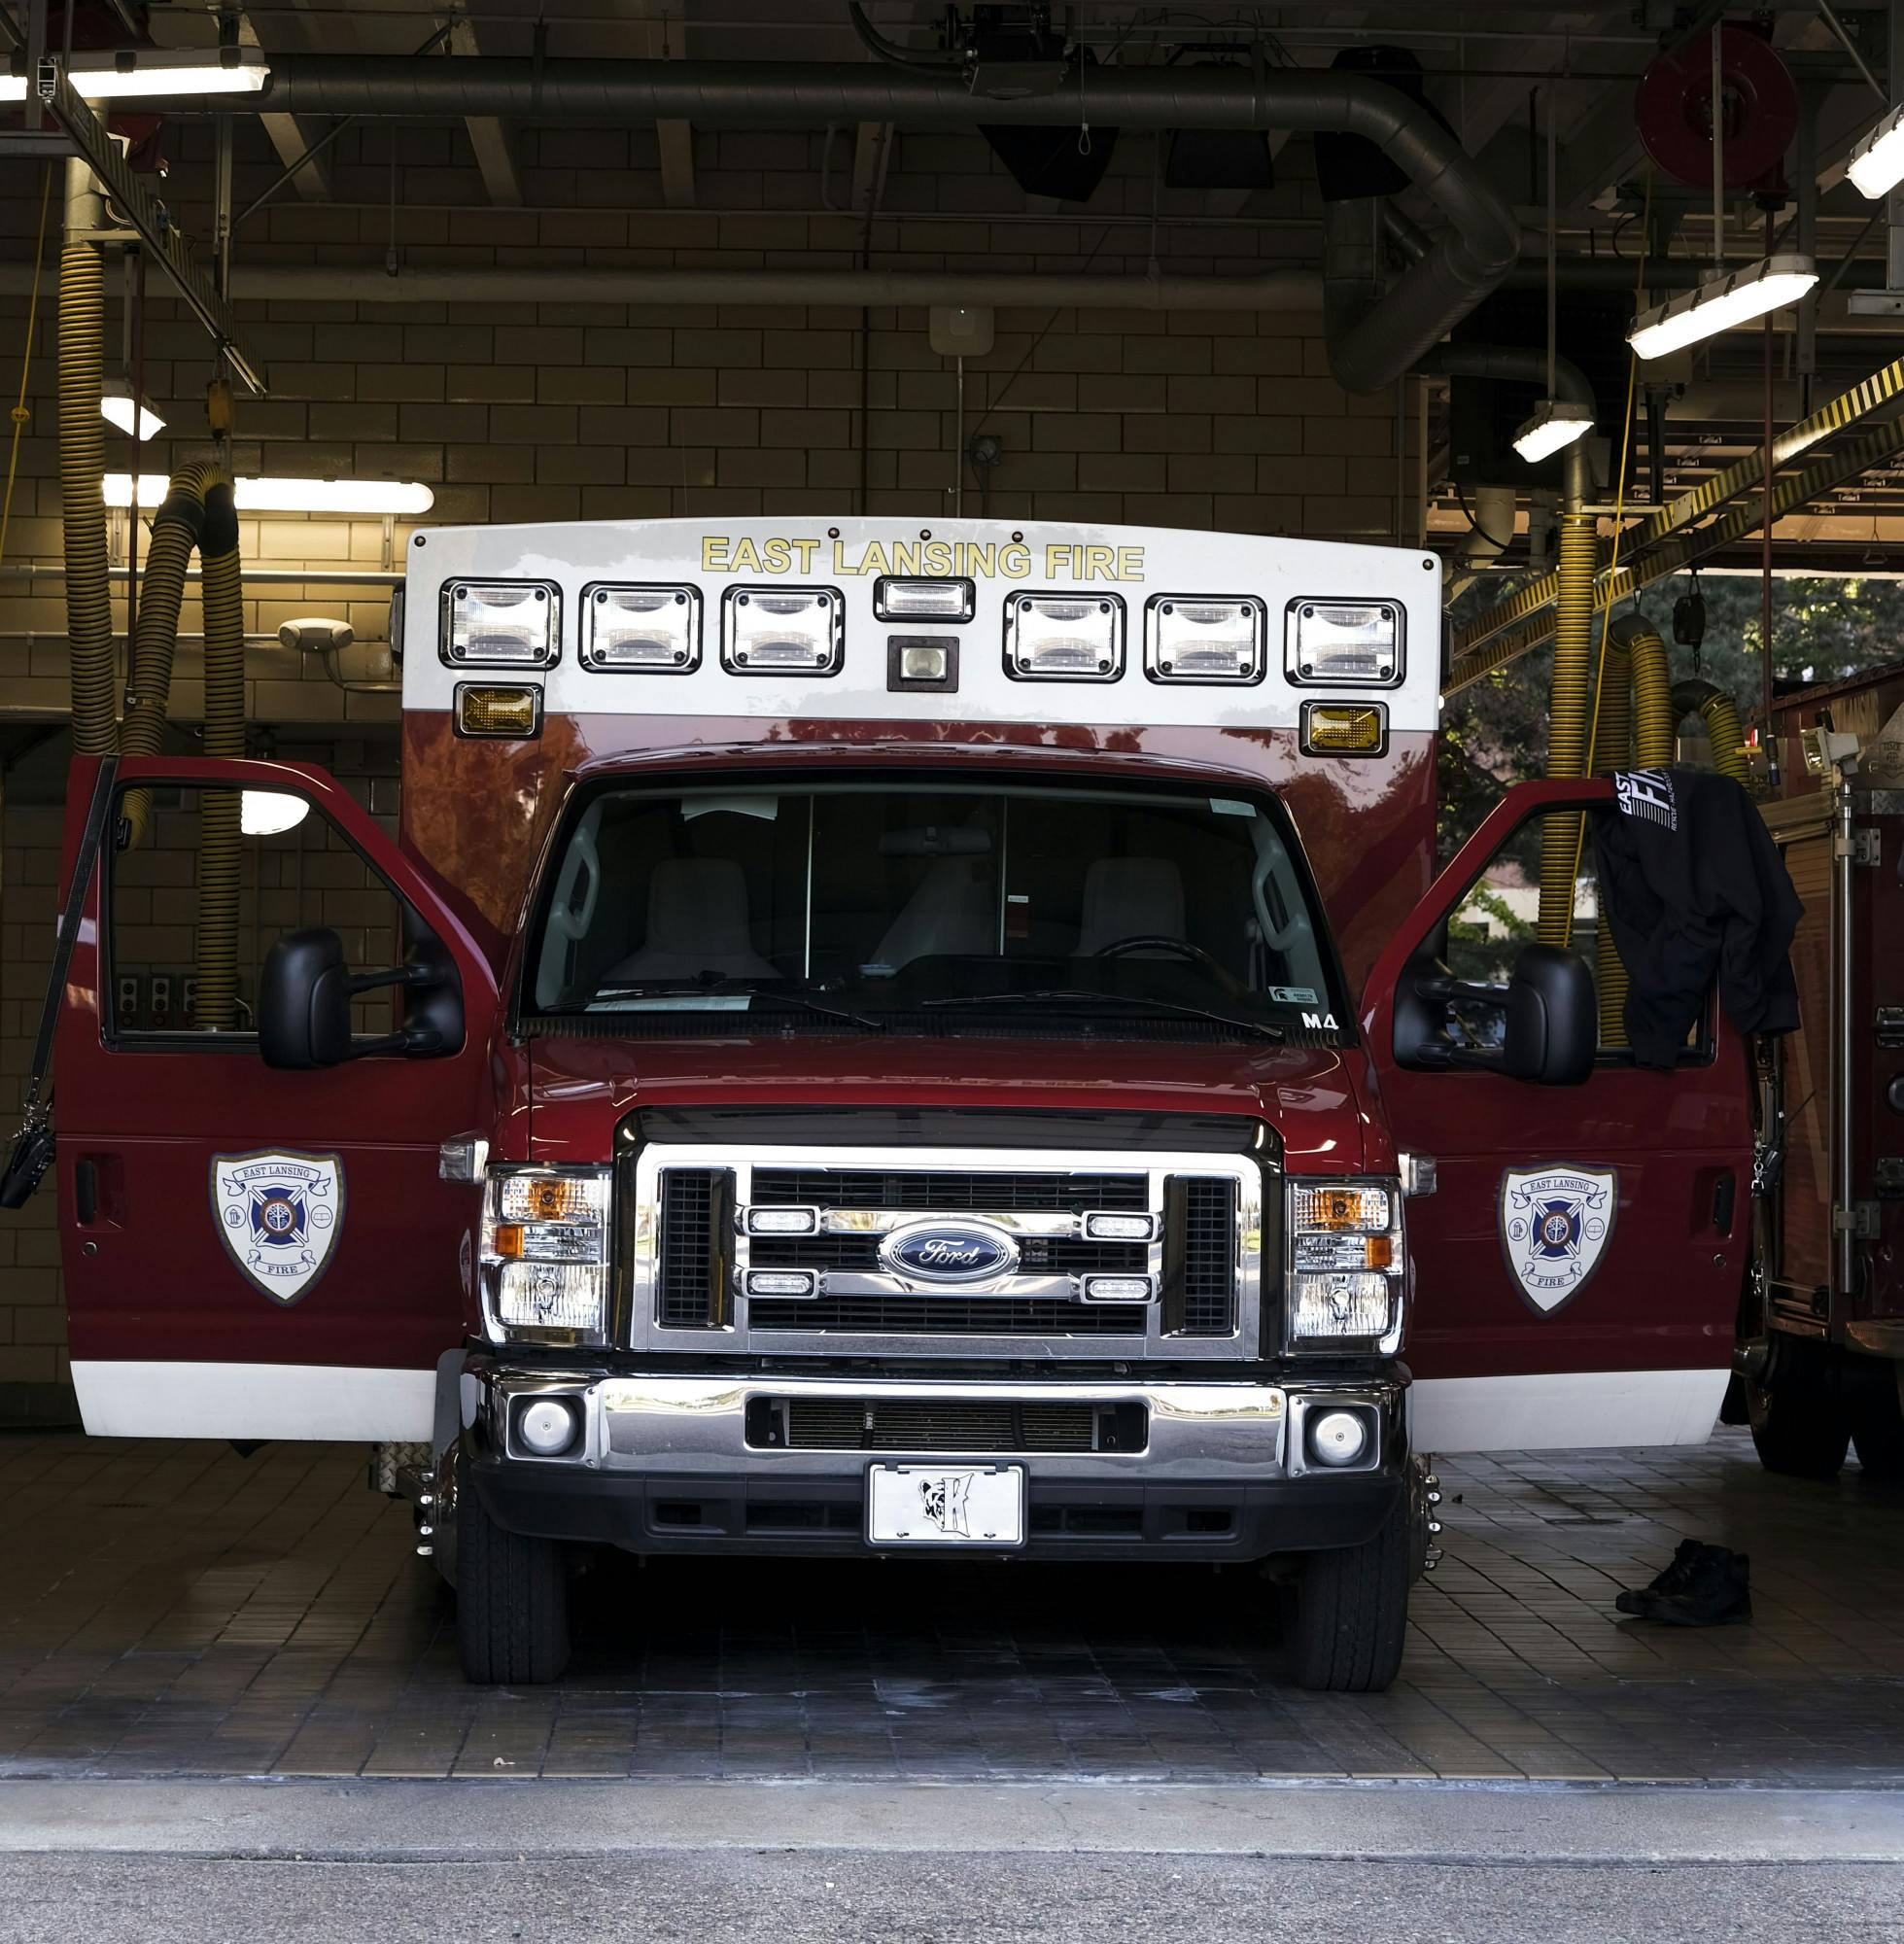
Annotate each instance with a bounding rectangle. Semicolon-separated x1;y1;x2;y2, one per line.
865;1463;1026;1548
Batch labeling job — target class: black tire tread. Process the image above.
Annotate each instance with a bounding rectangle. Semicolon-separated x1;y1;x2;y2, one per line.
1851;1384;1904;1479
1748;1377;1850;1480
1286;1498;1411;1693
455;1455;571;1684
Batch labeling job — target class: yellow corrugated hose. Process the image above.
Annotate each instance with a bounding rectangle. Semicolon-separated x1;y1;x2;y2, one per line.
1537;507;1597;947
1627;622;1676;767
57;191;116;756
1674;677;1751;786
195;473;245;1031
1590;637;1633;1042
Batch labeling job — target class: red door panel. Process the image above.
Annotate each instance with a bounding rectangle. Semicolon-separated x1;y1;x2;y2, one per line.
56;756;501;1441
1363;779;1752;1452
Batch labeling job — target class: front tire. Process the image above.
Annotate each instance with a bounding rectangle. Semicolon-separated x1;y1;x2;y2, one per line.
1284;1496;1412;1693
455;1450;571;1684
1747;1371;1850;1479
1851;1374;1904;1480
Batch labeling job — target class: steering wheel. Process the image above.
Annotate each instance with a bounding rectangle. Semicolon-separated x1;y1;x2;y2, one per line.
1091;934;1221;970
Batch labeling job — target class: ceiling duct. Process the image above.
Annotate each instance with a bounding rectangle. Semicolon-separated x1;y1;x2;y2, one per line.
244;55;1518;396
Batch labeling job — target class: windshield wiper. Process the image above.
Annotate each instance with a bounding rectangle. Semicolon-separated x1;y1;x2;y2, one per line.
920;989;1286;1042
588;985;886;1032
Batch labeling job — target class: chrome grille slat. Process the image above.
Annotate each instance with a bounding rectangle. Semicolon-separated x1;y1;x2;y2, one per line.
750;1297;1148;1336
752;1167;1148;1212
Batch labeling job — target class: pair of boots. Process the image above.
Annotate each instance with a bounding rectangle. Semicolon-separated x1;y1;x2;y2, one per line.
1613;1539;1751;1626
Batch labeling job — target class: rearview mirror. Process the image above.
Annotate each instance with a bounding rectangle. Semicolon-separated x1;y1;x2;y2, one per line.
259;926;448;1070
1500;943;1595;1087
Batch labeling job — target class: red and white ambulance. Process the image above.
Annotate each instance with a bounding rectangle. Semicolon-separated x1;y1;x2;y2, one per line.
47;519;1753;1689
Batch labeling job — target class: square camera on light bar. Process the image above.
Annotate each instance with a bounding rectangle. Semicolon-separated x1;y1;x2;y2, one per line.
721;586;844;675
441;580;560;670
1004;591;1125;681
1145;595;1265;684
875;575;975;622
1285;599;1403;686
582;583;701;673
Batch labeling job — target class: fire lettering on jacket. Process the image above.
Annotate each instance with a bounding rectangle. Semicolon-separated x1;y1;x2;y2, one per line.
699;536;1145;581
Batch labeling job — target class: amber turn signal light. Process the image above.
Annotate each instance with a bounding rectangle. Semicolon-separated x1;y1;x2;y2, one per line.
1299;701;1388;756
454;680;543;738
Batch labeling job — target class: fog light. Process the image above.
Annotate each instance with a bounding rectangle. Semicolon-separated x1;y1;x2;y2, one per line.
1307;1408;1368;1468
518;1396;581;1457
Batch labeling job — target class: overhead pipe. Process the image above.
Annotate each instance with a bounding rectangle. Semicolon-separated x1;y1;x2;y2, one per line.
57;160;116;758
251;55;1519;393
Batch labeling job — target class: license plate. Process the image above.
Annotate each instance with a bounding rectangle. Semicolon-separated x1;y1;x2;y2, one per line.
865;1463;1025;1547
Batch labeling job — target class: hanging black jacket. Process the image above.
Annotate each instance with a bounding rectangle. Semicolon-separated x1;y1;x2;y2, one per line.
1590;766;1802;1069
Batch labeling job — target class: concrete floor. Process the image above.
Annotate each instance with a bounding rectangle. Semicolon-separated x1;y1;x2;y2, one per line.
2;1427;1902;1785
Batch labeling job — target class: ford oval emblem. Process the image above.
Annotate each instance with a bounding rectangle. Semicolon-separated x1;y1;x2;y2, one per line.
880;1220;1020;1285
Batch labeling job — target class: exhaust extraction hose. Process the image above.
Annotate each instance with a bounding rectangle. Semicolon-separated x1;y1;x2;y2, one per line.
57;162;115;757
1536;504;1597;948
1674;677;1751;787
1590;635;1633;1044
195;474;245;1031
1627;621;1676;768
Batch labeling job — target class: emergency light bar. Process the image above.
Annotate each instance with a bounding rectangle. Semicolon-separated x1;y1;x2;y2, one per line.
442;582;560;670
1004;592;1125;681
583;584;701;672
1145;595;1265;683
1285;600;1402;686
721;587;844;674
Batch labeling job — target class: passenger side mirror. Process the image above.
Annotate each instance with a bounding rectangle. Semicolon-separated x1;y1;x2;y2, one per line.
1499;943;1596;1087
259;925;449;1070
1399;941;1595;1086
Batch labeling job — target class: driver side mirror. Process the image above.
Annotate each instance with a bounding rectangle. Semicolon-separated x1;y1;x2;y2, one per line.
1499;943;1596;1087
259;926;449;1070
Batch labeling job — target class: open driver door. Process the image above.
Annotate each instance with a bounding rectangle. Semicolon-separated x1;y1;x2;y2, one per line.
47;756;501;1441
1362;778;1753;1453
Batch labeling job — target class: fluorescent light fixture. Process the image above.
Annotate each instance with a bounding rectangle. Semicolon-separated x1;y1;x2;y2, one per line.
240;791;311;838
1847;100;1904;199
1511;398;1594;463
1627;253;1818;362
0;49;269;103
99;380;163;441
103;474;435;514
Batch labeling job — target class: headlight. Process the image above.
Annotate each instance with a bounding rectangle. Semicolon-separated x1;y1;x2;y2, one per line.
480;1165;611;1340
1286;1176;1403;1349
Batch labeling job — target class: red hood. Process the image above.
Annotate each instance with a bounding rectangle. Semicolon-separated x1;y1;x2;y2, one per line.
519;1033;1380;1173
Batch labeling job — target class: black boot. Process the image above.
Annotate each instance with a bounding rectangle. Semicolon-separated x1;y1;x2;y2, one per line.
1641;1546;1752;1626
1613;1538;1706;1616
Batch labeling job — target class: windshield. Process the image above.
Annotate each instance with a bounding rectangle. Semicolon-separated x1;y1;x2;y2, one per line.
523;777;1343;1040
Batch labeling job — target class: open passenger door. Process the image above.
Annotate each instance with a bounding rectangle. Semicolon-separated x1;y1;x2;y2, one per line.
52;756;501;1441
1362;779;1753;1452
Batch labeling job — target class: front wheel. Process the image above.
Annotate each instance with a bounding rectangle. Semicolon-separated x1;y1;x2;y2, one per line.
1283;1496;1412;1693
1851;1374;1904;1480
454;1450;571;1684
1747;1371;1850;1480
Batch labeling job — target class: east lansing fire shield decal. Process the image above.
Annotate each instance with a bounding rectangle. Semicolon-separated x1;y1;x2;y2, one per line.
211;1150;344;1306
1499;1165;1616;1314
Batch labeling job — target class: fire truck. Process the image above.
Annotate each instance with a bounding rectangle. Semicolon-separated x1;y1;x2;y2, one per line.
47;519;1753;1690
1737;662;1904;1478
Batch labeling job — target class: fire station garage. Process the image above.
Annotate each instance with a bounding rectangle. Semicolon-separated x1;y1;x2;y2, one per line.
3;2;1904;1930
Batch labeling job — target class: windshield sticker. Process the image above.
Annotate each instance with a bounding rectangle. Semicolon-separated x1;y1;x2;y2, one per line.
1499;1165;1617;1314
700;536;1146;583
1269;986;1318;1006
211;1150;344;1307
1209;798;1257;817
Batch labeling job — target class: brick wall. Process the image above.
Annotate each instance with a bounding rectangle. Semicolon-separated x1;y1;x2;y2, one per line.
0;119;1424;1419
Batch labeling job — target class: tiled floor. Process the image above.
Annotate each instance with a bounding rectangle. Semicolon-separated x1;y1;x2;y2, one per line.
2;1428;1901;1784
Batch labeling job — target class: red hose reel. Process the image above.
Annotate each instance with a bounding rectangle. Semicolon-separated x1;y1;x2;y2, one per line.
1635;22;1799;195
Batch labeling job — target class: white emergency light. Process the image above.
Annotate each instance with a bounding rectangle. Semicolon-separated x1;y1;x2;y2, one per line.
1145;595;1265;683
1003;592;1125;681
720;587;844;674
441;581;560;669
875;576;976;622
582;583;701;672
1285;601;1402;685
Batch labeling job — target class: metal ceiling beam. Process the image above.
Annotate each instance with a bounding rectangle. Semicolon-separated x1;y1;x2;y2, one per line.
36;64;267;395
449;20;523;207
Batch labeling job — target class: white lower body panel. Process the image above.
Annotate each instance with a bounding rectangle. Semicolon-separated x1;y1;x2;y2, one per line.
71;1360;434;1442
1408;1368;1729;1454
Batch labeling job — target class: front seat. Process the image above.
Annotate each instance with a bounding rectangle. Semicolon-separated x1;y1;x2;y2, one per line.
1074;856;1188;955
870;856;996;971
605;857;780;983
